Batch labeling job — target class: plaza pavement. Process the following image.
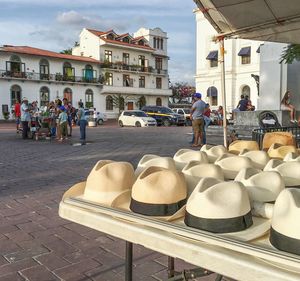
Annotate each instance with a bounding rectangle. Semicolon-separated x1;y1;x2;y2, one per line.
0;121;228;281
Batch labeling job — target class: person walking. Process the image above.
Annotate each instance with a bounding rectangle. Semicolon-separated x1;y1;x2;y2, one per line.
190;93;206;147
58;106;68;141
20;97;31;139
14;99;21;133
77;101;87;145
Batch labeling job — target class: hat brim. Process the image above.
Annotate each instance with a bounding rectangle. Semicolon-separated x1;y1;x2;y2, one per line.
111;190;186;222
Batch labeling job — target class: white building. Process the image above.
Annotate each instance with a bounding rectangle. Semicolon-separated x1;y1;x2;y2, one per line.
73;27;171;118
194;10;262;111
0;27;171;119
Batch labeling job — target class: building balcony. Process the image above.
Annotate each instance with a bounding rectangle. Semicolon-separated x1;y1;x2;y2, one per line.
0;70;102;85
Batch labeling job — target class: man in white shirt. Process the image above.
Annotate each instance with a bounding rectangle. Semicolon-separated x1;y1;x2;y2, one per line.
21;97;31;139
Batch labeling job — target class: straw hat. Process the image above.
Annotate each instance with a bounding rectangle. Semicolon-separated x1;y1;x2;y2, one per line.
184;178;270;240
264;159;300;187
262;132;295;150
182;161;224;196
215;154;254;180
173;149;208;170
112;166;187;221
228;140;259;155
135;154;176;176
270;188;300;255
239;149;270;170
200;145;227;163
63;160;135;206
234;168;284;203
284;152;300;162
267;143;297;159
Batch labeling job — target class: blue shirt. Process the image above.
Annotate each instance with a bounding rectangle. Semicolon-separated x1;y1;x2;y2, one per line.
21;103;31;122
192;100;206;119
78;108;86;121
59;112;68;124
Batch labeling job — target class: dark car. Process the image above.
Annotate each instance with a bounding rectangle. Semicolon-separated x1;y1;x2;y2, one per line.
141;106;185;126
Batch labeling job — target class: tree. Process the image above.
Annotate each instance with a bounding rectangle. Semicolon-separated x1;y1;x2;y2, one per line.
170;82;195;103
60;48;73;55
280;44;300;64
111;94;132;116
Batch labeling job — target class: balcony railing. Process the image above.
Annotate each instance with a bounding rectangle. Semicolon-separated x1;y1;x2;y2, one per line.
0;70;101;84
100;62;167;75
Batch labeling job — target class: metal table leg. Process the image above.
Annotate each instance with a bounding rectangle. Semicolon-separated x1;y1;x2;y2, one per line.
125;241;133;281
168;256;175;278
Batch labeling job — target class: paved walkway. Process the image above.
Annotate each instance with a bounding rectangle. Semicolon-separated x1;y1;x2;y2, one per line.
0;122;229;281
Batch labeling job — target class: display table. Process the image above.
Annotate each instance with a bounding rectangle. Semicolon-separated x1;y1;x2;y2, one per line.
59;197;300;281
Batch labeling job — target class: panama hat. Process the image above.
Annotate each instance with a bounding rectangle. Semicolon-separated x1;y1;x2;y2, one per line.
63;160;135;206
173;149;208;170
182;161;224;196
135;154;176;176
200;144;227;163
235;168;285;203
264;159;300;187
112;166;187;221
239;149;270;170
22;97;28;101
228;140;259;155
184;178;270;240
262;132;295;150
267;143;297;159
284;152;300;162
215;154;254;180
270;188;300;255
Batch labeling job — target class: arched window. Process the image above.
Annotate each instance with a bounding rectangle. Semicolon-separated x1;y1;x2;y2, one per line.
8;55;24;76
83;64;94;82
242;85;250;98
10;85;22;106
106;95;113;111
40;59;49;80
156;97;162;106
63;62;74;81
207;86;218;106
40;87;50;106
63;88;72;103
85;89;94;108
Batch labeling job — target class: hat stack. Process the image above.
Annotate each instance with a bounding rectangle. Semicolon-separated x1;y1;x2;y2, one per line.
267;143;297;159
200;145;227;163
262;132;295;150
173;149;208;170
228;140;259;155
239;149;270;170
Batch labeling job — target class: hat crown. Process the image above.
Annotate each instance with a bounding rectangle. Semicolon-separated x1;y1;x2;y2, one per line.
284;152;300;162
182;161;224;178
138;155;175;169
174;149;208;163
229;140;259;154
264;159;283;171
200;145;227;162
268;143;297;159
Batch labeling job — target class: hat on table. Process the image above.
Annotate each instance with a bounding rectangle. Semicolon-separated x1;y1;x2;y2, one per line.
135;154;176;176
262;132;295;150
112;166;187;221
228;140;259;155
284;152;300;162
200;145;227;163
182;161;224;196
239;149;270;170
62;160;135;206
264;159;300;187
173;149;208;170
215;154;254;180
235;168;285;203
267;143;297;159
270;188;300;255
184;178;270;240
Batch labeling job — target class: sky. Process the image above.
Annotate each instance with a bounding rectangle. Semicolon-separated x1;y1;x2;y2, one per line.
0;0;198;85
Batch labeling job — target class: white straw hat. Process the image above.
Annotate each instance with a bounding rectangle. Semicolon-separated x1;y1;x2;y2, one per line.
239;149;270;170
283;152;300;162
270;188;300;255
200;145;227;163
267;143;297;159
112;166;187;221
264;159;300;187
235;168;285;203
173;149;208;170
228;140;259;155
184;178;270;240
182;161;224;196
135;154;176;176
215;154;254;180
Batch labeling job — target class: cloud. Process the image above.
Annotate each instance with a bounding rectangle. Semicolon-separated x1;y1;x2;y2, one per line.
56;10;90;26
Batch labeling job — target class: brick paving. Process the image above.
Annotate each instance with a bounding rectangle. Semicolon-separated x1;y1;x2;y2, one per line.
0;121;228;281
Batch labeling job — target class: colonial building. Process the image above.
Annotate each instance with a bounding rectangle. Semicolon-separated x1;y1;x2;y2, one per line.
73;27;171;118
0;27;171;119
194;10;262;111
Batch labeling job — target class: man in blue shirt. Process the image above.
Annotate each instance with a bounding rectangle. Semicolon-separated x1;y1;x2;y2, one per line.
21;97;31;139
190;93;206;147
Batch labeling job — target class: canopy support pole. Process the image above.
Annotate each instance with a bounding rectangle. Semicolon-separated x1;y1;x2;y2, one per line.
219;37;228;148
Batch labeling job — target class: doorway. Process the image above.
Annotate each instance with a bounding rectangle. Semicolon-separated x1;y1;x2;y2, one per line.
127;102;133;110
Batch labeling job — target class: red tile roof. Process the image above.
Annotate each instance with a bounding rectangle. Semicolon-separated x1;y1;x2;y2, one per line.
86;28;107;37
0;45;99;63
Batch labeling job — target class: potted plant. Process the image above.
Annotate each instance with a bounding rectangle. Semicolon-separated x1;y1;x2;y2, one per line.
3;112;9;120
55;72;63;81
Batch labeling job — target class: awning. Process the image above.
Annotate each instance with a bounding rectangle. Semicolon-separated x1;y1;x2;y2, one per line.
193;0;300;44
206;50;218;60
238;47;251;56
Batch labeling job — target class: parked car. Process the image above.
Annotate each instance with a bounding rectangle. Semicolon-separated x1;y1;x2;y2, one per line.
118;110;157;127
141;106;185;126
84;109;107;125
172;108;192;125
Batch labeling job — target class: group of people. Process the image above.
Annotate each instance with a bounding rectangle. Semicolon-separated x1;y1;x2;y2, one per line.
233;94;255;115
13;98;87;144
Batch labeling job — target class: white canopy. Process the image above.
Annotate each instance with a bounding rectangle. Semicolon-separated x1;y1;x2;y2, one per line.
194;0;300;44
